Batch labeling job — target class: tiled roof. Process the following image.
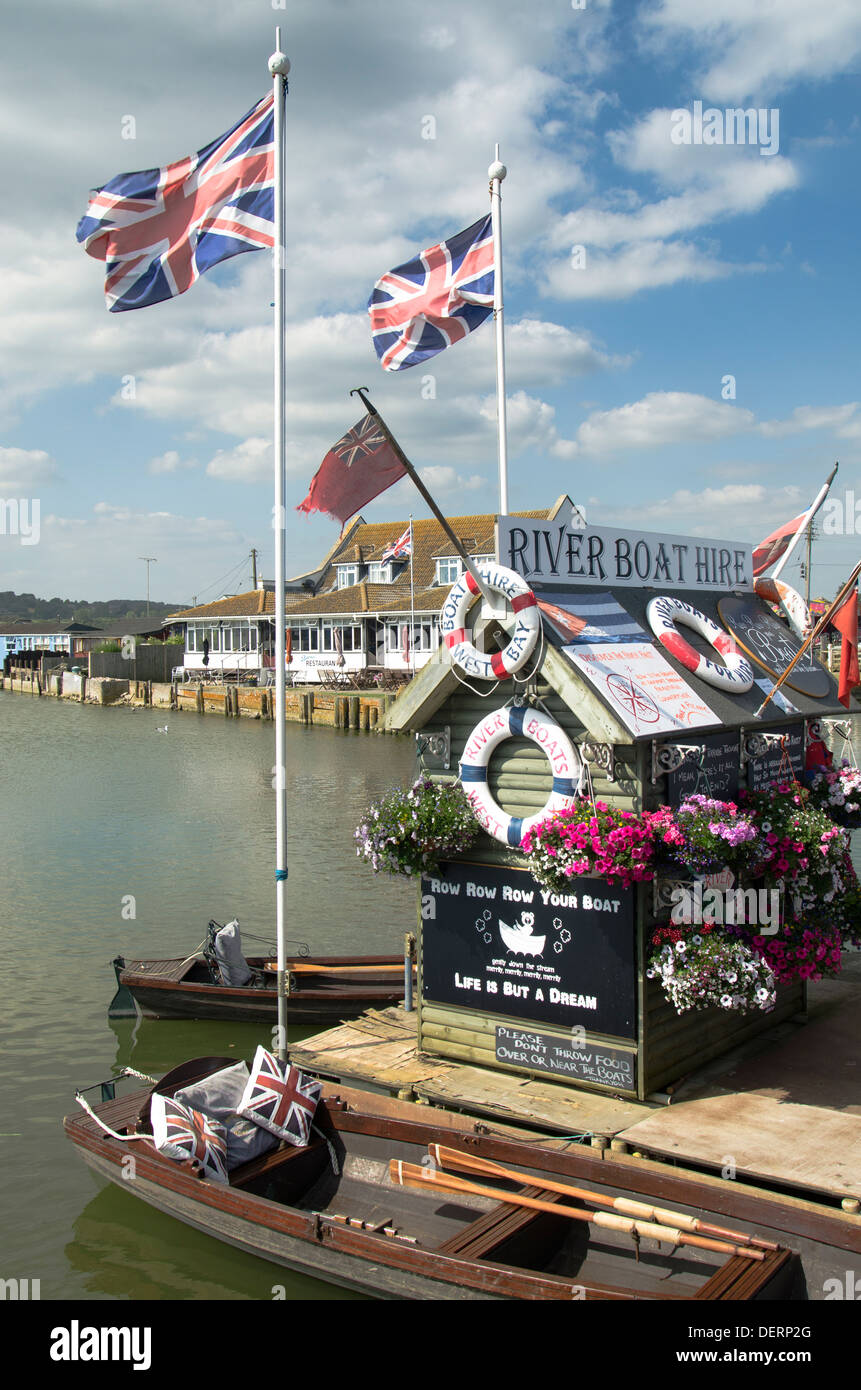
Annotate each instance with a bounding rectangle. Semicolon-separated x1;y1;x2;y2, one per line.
168;500;570;623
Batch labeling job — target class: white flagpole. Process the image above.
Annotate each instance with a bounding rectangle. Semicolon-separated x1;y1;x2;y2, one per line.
769;461;839;582
409;516;415;676
489;146;508;515
269;31;290;1062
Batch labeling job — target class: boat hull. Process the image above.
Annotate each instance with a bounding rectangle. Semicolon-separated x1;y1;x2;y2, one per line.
64;1067;855;1302
117;955;409;1024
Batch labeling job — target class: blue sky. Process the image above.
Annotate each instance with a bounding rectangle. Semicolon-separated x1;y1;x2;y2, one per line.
2;0;861;605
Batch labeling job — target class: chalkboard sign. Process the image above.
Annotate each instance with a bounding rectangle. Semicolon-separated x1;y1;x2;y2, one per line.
666;731;740;806
746;722;805;791
421;861;636;1039
717;594;830;699
495;1025;636;1091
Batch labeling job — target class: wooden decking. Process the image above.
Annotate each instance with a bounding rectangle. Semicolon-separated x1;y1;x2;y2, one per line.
290;959;861;1207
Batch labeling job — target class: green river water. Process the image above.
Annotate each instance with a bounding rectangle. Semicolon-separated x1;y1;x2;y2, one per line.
0;691;416;1300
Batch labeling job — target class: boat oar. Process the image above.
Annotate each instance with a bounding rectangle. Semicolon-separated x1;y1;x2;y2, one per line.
389;1160;764;1261
428;1144;778;1253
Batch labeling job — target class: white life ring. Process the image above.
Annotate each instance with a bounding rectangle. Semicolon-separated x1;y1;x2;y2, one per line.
754;577;811;641
459;706;581;847
646;596;754;693
440;563;540;681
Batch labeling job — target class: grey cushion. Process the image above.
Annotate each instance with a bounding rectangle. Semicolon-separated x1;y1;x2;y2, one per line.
214;919;254;987
175;1062;278;1171
174;1062;250;1120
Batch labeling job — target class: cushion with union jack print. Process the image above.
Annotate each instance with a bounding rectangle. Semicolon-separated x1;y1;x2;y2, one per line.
237;1046;322;1147
150;1092;229;1183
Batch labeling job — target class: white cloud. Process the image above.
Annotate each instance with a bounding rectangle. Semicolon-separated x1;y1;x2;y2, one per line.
147;450;198;475
16;502;249;603
543;239;753;300
759;403;860;438
207;437;272;483
0;446;58;491
575;392;755;455
540;107;798;300
570;391;861;457
609;481;806;538
642;1;861;102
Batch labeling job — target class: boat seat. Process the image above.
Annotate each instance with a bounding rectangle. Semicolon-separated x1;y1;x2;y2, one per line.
435;1184;566;1261
229;1134;327;1190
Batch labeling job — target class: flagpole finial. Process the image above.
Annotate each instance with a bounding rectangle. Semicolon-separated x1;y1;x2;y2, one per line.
488;155;507;182
269;40;291;77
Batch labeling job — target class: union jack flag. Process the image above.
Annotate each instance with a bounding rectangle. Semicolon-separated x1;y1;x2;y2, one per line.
76;94;276;312
381;524;412;563
369;215;494;371
238;1047;321;1147
150;1093;229;1183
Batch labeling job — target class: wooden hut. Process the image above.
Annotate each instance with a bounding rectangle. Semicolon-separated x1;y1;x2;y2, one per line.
389;513;856;1102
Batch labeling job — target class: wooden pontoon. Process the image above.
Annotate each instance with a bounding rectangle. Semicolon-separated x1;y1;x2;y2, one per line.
110;954;410;1024
62;1055;860;1301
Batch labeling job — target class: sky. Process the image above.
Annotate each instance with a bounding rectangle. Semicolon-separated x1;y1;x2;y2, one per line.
2;0;861;607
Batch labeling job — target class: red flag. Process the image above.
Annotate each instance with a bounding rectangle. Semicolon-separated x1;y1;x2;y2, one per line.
832;589;859;707
296;413;407;525
752;512;807;576
284;627;292;666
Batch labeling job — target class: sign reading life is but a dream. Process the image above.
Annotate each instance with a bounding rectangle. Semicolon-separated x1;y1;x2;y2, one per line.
421;862;636;1040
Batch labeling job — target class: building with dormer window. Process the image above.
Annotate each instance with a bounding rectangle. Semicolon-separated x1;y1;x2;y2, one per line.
168;499;572;682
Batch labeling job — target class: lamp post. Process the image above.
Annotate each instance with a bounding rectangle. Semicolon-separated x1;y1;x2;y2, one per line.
139;557;157;616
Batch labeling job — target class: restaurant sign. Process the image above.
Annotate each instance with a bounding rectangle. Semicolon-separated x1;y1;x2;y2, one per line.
497;517;753;593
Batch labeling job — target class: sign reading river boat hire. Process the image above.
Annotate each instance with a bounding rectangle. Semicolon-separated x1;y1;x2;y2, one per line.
497;517;753;593
421;861;636;1039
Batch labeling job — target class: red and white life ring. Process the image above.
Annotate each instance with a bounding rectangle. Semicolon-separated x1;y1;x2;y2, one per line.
459;706;581;847
440;563;540;681
646;596;754;693
754;577;811;641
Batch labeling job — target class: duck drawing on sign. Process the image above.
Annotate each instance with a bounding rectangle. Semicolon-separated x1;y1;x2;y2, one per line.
498;911;546;957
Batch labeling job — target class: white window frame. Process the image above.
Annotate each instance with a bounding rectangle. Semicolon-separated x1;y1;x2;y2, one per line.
367;561;394;584
434;556;462;585
336;565;360;589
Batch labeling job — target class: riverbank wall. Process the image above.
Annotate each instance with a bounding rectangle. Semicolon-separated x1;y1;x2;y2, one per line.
0;668;399;730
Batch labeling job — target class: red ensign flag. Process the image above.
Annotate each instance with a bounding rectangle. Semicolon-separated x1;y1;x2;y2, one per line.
297;413;407;526
831;589;860;707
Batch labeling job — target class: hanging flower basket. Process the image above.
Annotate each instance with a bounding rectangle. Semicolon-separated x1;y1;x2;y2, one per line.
354;778;480;878
646;925;776;1016
654;795;766;878
520;801;659;892
804;763;861;829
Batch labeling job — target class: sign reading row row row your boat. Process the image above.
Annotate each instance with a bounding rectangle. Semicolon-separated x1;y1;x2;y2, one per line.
497;517;753;593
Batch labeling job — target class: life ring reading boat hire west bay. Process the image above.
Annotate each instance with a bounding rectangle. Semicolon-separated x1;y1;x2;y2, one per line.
646;596;755;694
459;706;581;847
440;564;540;680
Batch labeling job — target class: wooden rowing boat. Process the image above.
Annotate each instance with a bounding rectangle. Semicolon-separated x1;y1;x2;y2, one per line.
109;954;410;1024
65;1054;861;1301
